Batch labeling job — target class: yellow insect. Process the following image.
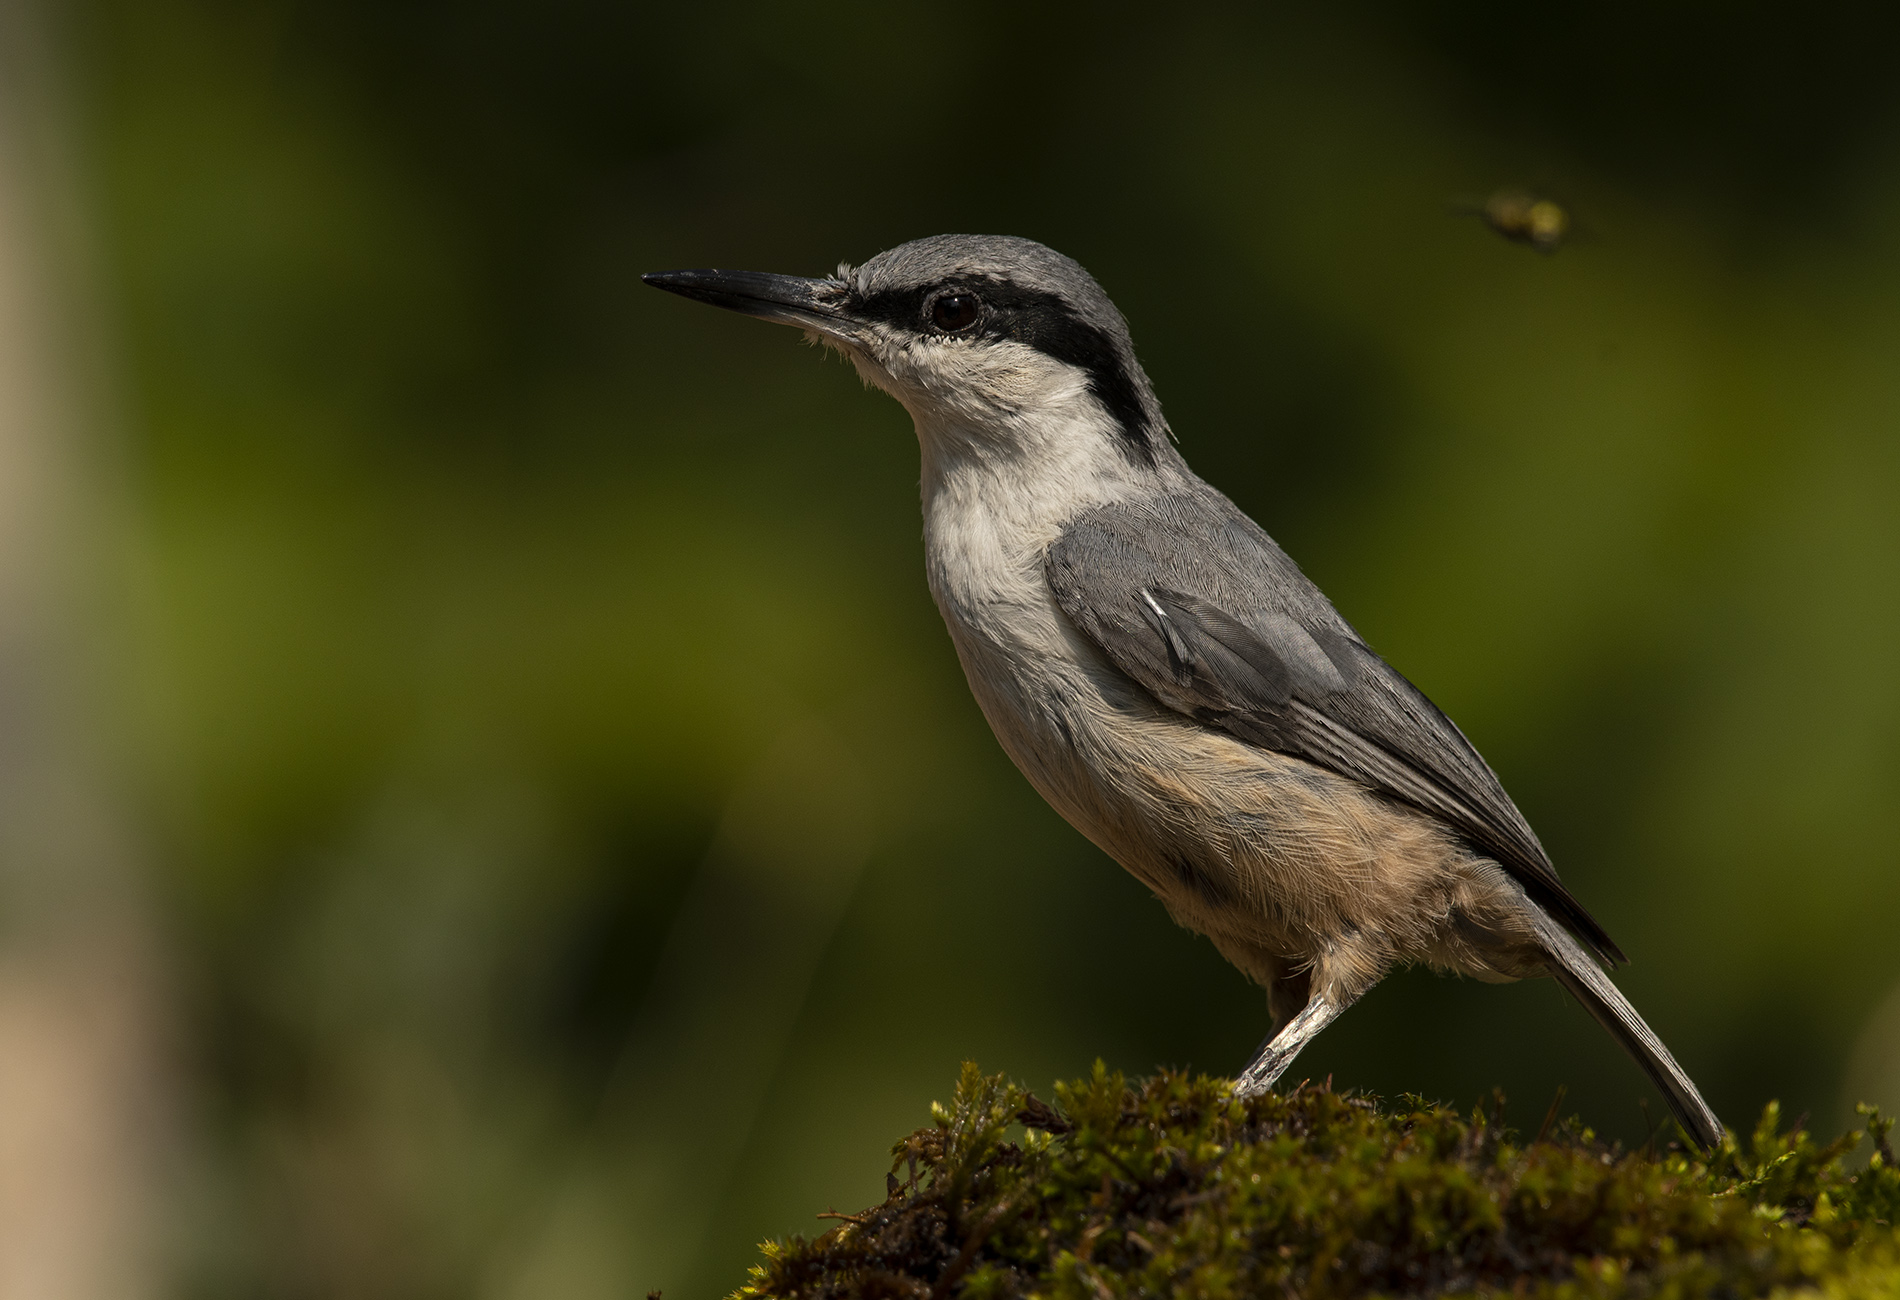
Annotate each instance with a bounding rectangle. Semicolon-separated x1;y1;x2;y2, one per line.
1466;187;1572;253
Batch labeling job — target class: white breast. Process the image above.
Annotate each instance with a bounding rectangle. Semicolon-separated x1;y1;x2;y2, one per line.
914;400;1157;849
854;331;1190;874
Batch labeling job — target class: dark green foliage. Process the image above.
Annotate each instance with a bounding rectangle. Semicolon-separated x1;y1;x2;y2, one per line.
733;1066;1900;1299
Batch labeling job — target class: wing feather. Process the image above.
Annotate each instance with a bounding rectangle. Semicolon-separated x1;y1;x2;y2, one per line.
1045;492;1623;965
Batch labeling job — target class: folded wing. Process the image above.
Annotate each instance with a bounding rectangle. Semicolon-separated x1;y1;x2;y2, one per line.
1045;492;1622;965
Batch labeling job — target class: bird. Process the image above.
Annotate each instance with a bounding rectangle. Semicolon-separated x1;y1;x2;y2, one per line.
643;234;1724;1149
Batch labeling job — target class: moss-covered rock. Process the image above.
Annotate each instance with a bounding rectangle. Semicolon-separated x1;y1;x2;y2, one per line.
732;1063;1900;1299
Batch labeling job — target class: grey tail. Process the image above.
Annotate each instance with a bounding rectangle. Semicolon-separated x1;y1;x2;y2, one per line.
1532;914;1725;1151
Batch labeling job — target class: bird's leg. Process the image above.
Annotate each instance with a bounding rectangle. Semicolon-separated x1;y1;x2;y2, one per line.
1233;988;1359;1098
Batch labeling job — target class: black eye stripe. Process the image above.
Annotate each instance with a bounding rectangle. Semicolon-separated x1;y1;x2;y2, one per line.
849;278;1159;467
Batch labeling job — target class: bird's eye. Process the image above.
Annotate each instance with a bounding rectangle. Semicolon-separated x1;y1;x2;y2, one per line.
930;292;980;332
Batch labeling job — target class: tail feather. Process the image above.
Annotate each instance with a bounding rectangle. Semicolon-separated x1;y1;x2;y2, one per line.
1532;914;1725;1151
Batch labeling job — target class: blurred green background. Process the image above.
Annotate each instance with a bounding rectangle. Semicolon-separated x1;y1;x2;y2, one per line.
17;0;1900;1294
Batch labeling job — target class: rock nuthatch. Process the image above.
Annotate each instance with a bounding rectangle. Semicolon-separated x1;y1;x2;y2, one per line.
645;234;1723;1149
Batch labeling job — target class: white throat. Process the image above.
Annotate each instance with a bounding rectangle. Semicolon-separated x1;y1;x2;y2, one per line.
912;370;1155;674
831;330;1176;667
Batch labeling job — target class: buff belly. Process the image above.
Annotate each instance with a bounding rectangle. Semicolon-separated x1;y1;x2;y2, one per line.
959;638;1550;1018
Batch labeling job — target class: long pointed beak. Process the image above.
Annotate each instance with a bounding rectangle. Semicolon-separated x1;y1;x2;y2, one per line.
642;268;855;337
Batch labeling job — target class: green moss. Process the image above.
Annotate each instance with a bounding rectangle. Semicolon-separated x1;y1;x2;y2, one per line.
732;1065;1900;1299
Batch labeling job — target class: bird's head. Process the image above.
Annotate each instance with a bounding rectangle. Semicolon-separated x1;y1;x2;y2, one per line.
645;234;1173;476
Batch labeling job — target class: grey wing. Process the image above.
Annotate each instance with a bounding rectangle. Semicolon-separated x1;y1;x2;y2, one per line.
1045;493;1623;966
